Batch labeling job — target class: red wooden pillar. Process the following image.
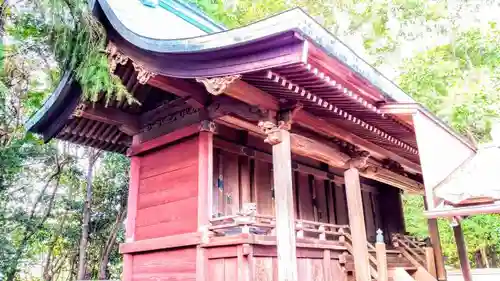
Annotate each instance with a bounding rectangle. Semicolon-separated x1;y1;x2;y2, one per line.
196;121;215;281
123;155;140;281
260;121;298;281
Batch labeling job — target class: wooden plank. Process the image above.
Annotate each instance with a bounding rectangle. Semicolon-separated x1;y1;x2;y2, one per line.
213;149;221;217
311;258;324;281
208;258;225;281
138;165;197;197
197;246;208;281
362;191;376;241
314;178;328;223
254;160;274;216
207;246;239;259
223;151;240;215
123;254;133;281
120;232;201;254
297;173;315;221
139;137;198;179
126;156;141;242
224;258;238;281
344;168;370;281
253;257;273;281
326;182;336;224
128;123;200;156
330;260;346;281
240;156;252;205
334;184;349;225
323;250;332;281
135;217;198;240
132;248;196;275
148;75;207;108
271;129;298;281
135;197;198;227
198;131;214;227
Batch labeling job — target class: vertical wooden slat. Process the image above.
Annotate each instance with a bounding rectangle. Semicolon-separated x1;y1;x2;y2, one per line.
325;181;336;224
344;168;370;281
271;129;298;281
212;149;221;217
197;247;208;281
314;177;328;223
198;131;214;227
223;151;240;215
298;173;315;220
240;156;251;206
334;184;349;225
362;191;375;242
126;156;141;242
255;160;274;216
323;250;332;281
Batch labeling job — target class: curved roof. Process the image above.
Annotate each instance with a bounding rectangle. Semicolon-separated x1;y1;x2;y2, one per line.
97;0;414;103
26;0;472;178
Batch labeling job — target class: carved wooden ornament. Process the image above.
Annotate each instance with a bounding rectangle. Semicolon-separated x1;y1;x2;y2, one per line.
105;43;129;73
196;75;241;95
73;103;87;118
258;120;290;145
132;62;156;84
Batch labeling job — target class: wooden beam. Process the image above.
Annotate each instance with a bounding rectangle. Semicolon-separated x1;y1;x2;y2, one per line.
148;75;208;108
80;104;139;135
362;166;424;194
452;221;473;281
290;133;350;168
225;80;280;111
128;123;200;156
119;232;201;254
294;110;421;173
344;167;371;281
269;129;298;281
221;79;421;173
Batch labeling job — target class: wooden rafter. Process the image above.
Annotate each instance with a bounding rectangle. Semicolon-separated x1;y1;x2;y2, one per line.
79;104;139;136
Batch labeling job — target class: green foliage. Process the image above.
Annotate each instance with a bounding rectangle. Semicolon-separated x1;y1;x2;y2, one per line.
7;0;133;105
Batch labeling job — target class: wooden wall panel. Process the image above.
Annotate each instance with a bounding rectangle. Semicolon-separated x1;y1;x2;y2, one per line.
135;138;199;240
334;184;349;225
297;174;315;220
254;160;274;216
222;151;240;215
326;182;337;224
132;248;196;281
362;191;376;241
314;178;328;222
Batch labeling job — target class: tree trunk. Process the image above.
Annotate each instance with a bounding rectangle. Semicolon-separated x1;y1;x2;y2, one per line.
98;208;127;279
77;149;99;280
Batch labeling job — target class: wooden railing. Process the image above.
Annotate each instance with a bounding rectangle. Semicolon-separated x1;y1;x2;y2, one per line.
391;233;428;268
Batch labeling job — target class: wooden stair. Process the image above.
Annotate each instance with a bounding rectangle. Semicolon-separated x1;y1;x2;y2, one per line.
343;248;437;281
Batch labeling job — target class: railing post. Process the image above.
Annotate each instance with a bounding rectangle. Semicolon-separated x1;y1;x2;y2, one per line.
425;238;437;278
319;224;326;241
375;229;388;281
296;221;304;239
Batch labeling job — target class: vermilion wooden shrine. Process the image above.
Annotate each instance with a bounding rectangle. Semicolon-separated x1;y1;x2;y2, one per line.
27;1;480;281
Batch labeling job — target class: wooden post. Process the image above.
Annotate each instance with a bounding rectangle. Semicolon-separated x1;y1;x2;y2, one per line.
452;219;473;281
197;121;215;228
260;121;298;281
424;197;447;280
197;121;215;281
375;229;388;281
345;165;371;281
425;244;437;278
